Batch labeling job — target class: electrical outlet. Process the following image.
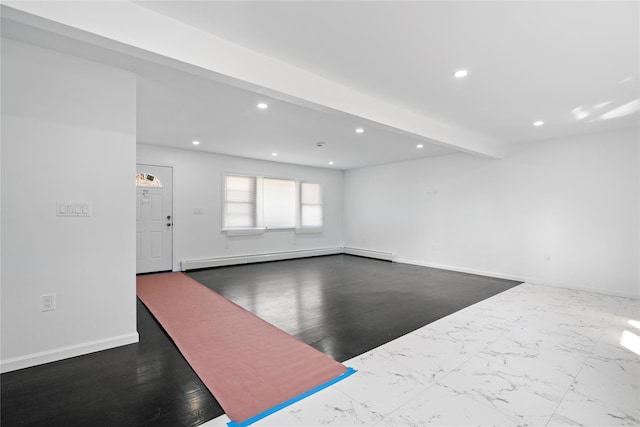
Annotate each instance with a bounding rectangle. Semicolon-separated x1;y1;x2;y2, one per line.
41;294;56;312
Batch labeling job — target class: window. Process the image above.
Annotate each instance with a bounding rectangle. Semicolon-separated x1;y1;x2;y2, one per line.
223;174;323;231
263;178;296;228
224;175;256;228
136;173;162;187
300;182;322;228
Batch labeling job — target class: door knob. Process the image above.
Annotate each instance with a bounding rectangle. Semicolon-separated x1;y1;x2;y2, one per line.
167;215;171;220
167;223;172;227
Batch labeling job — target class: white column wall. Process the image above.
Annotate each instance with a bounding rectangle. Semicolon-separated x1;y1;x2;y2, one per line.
1;39;138;372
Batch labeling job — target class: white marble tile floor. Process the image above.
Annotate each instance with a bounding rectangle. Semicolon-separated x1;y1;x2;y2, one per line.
201;283;640;426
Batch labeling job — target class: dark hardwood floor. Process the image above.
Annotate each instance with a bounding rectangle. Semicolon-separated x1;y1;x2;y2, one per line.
1;299;220;427
188;255;520;363
1;255;520;426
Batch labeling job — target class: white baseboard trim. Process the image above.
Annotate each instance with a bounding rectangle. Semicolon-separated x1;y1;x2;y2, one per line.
396;258;524;282
396;258;639;299
0;332;139;374
343;247;395;261
181;247;343;271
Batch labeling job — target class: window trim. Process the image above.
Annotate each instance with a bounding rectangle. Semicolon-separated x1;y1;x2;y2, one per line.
221;172;324;234
223;173;258;230
262;176;297;229
298;181;323;230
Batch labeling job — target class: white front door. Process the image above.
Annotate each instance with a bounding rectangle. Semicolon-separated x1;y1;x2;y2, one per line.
136;164;173;274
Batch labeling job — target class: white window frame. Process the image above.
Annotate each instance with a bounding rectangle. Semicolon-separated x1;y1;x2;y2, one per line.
222;173;323;234
297;181;323;233
223;174;260;232
262;177;297;230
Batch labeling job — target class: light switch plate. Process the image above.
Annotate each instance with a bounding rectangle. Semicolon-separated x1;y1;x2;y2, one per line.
57;202;91;217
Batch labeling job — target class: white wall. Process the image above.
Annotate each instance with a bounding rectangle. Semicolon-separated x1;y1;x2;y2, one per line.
344;129;640;298
1;39;138;372
137;144;344;270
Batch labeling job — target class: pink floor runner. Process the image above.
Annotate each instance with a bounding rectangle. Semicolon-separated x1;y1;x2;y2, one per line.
136;272;348;425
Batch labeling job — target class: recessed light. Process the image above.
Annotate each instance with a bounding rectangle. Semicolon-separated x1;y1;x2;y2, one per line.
257;103;268;110
416;144;424;149
355;127;364;134
328;161;334;165
192;140;200;145
453;69;468;78
533;121;544;126
271;152;278;156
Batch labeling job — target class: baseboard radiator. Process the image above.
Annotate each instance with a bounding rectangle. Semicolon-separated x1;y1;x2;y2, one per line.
181;247;343;271
342;247;395;261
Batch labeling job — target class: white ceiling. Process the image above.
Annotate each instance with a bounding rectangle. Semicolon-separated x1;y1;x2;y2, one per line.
2;1;639;169
137;69;455;169
135;1;640;143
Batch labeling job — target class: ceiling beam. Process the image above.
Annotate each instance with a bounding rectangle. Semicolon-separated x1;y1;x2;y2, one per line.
2;1;506;158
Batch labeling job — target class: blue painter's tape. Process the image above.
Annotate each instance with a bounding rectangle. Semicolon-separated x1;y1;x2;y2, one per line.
227;366;357;427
